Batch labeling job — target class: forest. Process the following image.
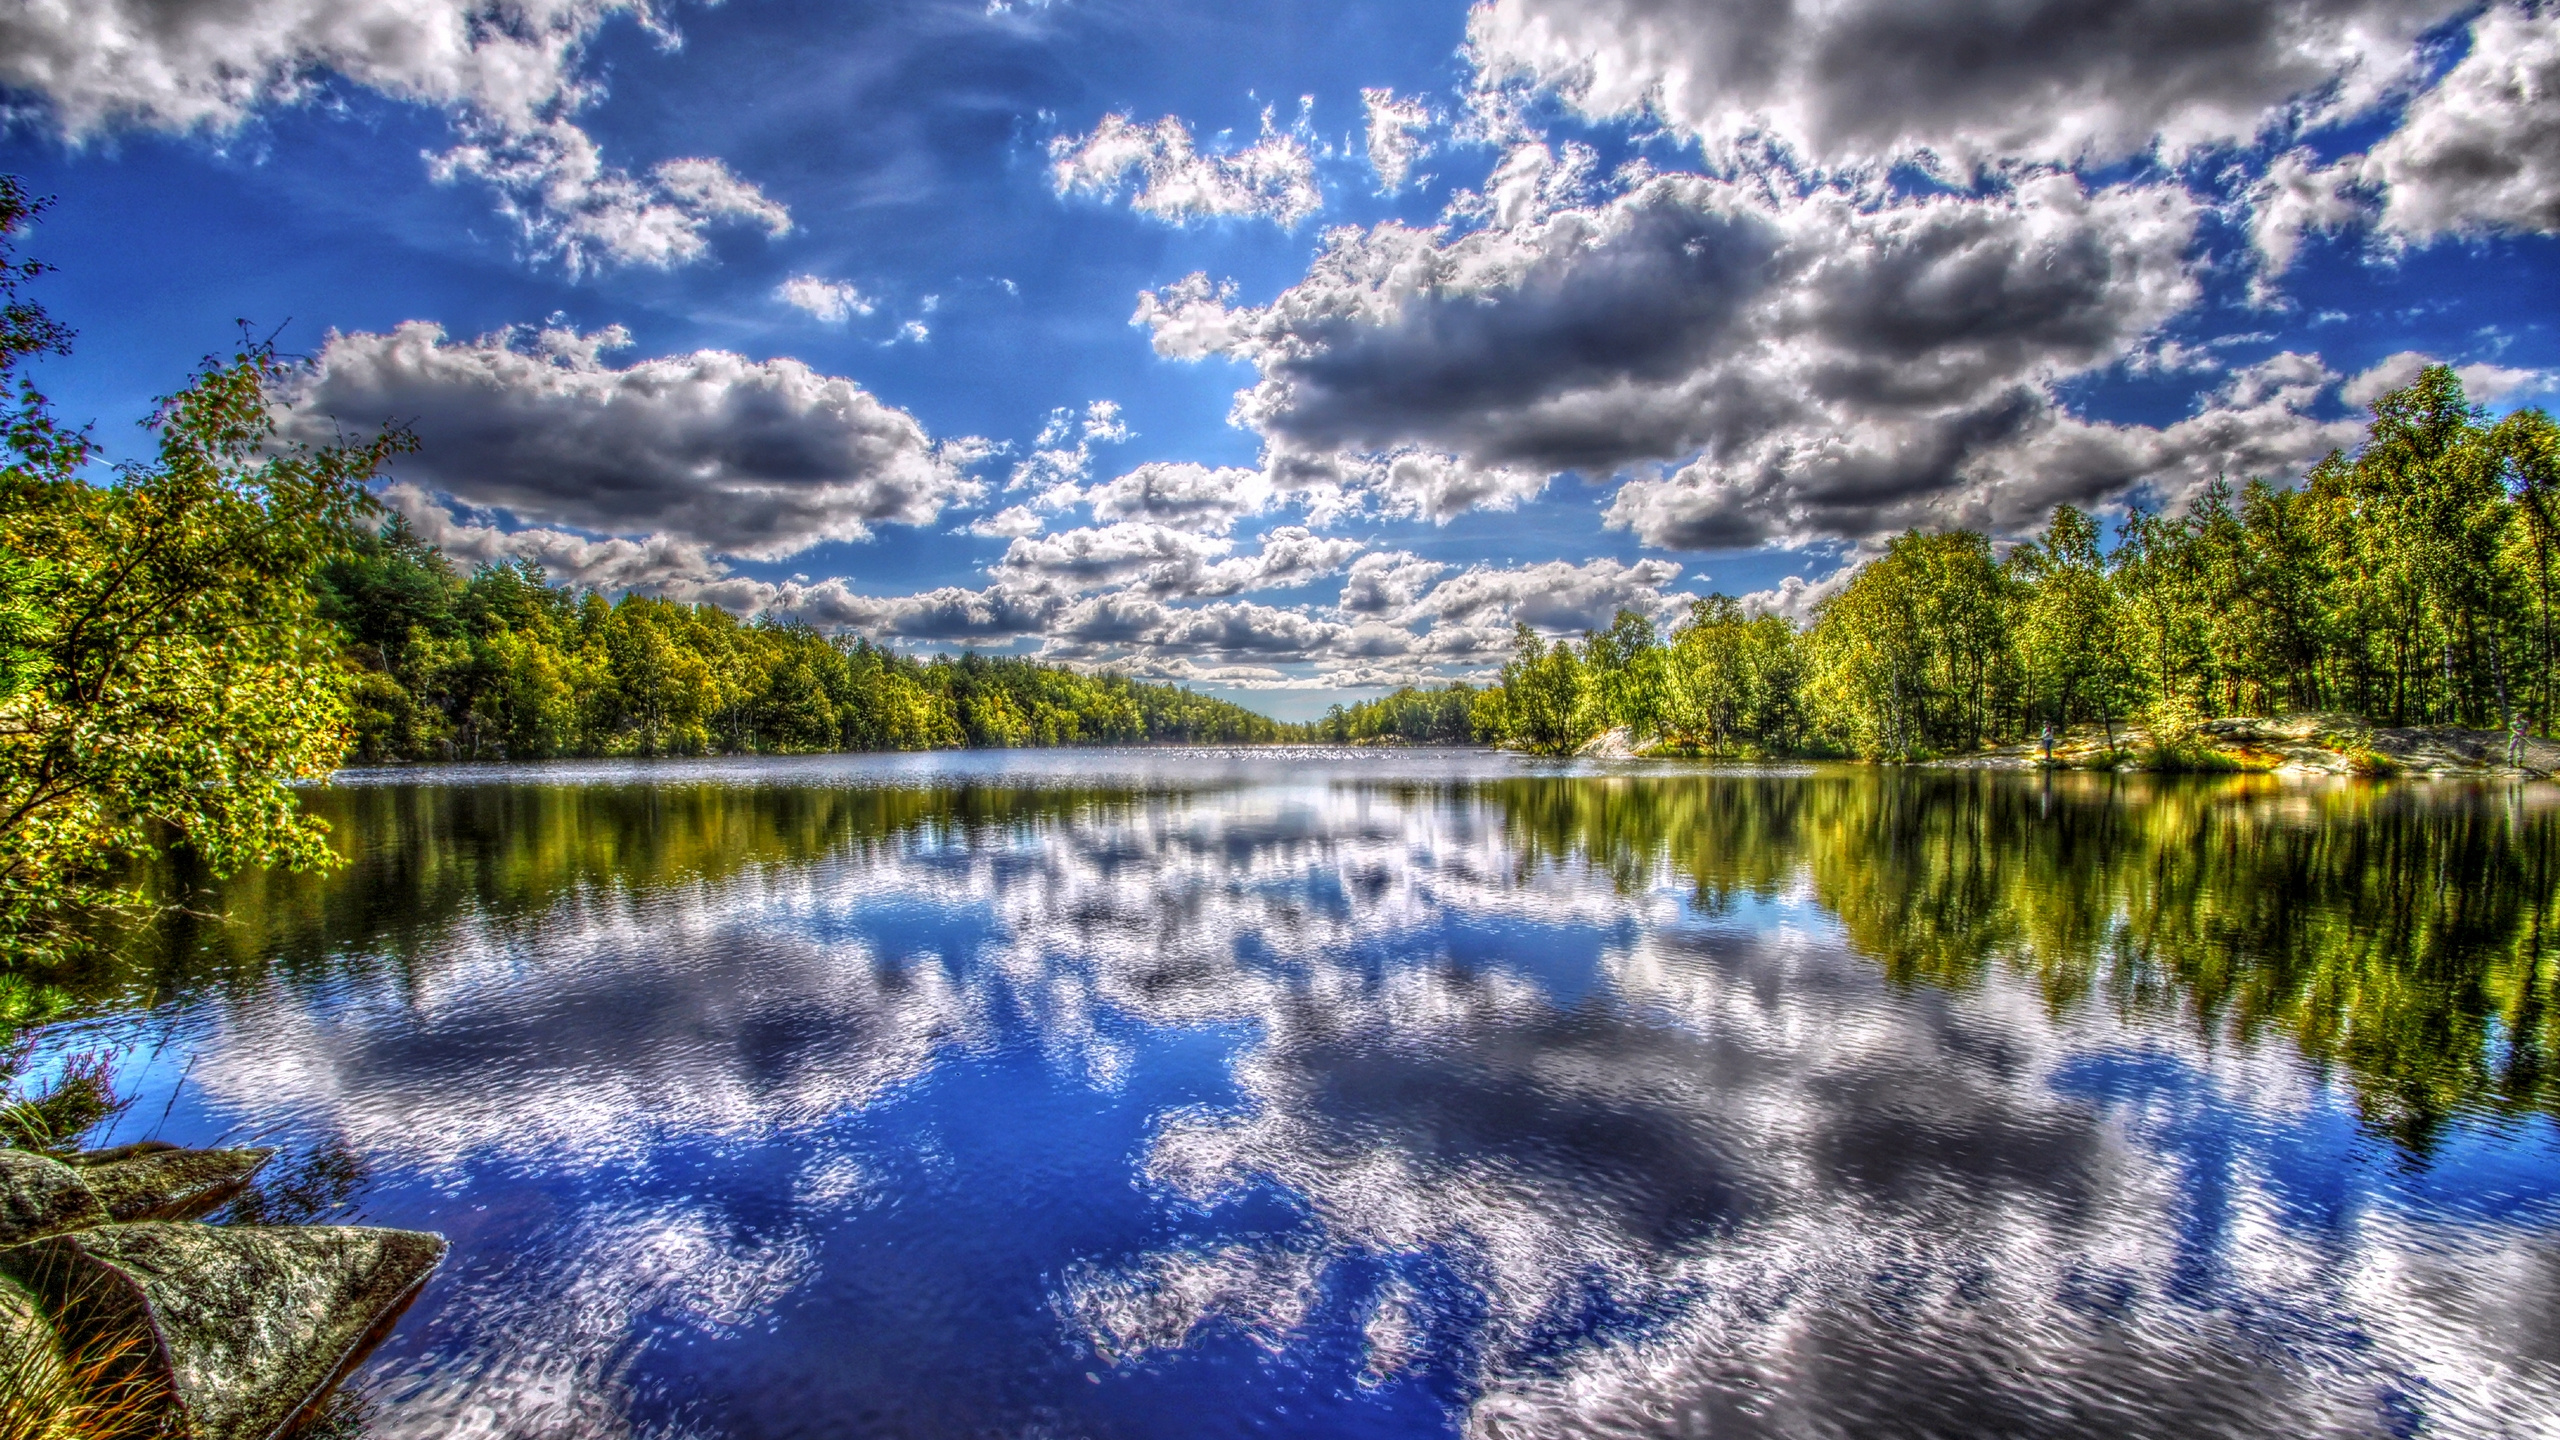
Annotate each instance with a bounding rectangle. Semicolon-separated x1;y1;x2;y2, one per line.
322;520;1285;763
1333;367;2560;758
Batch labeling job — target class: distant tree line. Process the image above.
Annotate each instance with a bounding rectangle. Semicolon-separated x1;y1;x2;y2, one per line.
322;521;1286;763
1311;683;1481;744
1338;368;2560;758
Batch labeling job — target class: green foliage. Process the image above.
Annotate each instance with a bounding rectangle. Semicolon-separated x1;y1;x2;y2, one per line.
1314;683;1483;744
1475;367;2559;762
1498;623;1599;754
1658;595;1805;755
0;184;406;971
317;550;1289;762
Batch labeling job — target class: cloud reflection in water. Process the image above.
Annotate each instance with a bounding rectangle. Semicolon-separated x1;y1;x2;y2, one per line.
81;758;2560;1438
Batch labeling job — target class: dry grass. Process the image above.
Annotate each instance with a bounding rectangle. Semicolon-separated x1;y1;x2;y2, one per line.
0;1257;173;1440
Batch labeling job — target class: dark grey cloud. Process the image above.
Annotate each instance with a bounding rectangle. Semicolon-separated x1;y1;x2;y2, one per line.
1608;352;2362;546
1466;0;2462;169
1262;193;1784;472
1148;170;2221;545
284;322;977;560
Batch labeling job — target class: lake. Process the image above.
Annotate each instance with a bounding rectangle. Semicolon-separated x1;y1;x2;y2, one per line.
30;749;2560;1439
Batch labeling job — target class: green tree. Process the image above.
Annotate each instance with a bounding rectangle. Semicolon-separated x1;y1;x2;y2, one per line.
1498;623;1597;754
0;229;407;966
1583;608;1666;739
2009;505;2132;747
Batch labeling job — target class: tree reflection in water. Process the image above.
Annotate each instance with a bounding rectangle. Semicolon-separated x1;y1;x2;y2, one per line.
44;755;2560;1440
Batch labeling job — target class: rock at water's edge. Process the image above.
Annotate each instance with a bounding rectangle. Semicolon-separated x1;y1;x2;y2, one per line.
0;1148;111;1244
0;1222;446;1440
79;1148;274;1224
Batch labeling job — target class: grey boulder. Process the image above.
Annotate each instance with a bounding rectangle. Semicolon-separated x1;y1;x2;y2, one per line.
1;1221;446;1440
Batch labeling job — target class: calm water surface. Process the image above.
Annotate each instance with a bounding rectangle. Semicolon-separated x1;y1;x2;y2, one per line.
33;749;2560;1439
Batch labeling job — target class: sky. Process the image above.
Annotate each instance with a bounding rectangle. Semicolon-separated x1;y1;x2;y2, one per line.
2;0;2556;720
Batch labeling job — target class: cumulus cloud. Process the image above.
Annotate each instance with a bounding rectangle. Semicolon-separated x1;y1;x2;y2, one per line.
2246;8;2560;286
1462;0;2461;171
0;0;616;136
1406;557;1687;634
989;522;1361;600
283;321;976;560
1086;462;1275;534
963;505;1047;539
1361;88;1435;193
1051;109;1322;227
1049;596;1348;659
1607;351;2362;546
776;275;875;324
1146;168;2211;544
2362;5;2560;240
2248;147;2373;278
0;0;788;272
2342;350;2553;407
783;580;1061;642
1337;551;1450;616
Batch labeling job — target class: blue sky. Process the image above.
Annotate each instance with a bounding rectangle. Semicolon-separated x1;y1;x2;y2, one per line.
4;0;2557;719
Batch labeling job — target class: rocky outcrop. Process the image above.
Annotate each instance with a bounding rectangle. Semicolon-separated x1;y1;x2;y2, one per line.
0;1144;443;1439
0;1147;111;1243
1927;715;2560;777
1574;727;1643;759
75;1148;278;1226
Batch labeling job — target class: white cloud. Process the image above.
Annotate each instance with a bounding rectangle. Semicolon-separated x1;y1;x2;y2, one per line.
2362;5;2560;240
1462;0;2461;172
429;127;790;274
1336;551;1449;616
0;0;616;136
776;275;876;324
963;505;1047;539
1005;401;1134;504
1051;108;1322;228
1144;168;2209;545
1086;462;1274;534
1405;557;1687;635
1081;400;1132;444
1361;88;1436;193
0;0;788;272
989;522;1361;600
2247;147;2372;279
284;320;977;560
2246;8;2560;288
2342;350;2553;408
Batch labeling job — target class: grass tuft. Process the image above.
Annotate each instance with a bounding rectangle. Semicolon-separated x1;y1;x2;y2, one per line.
0;1048;125;1155
0;1266;170;1440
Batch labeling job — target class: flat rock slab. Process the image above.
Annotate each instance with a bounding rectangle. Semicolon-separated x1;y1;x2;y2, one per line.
80;1148;275;1224
1;1222;446;1440
1;1145;273;1246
